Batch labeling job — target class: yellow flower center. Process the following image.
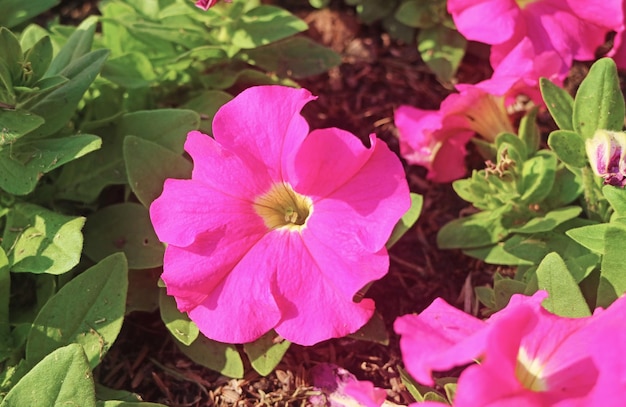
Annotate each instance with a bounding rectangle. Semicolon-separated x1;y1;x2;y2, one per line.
253;182;313;231
515;347;548;392
516;0;537;8
462;94;515;142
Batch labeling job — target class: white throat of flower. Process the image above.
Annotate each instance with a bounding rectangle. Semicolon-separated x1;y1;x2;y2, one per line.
253;182;313;232
515;347;548;392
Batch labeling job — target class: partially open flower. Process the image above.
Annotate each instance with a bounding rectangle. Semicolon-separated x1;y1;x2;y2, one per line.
585;129;626;187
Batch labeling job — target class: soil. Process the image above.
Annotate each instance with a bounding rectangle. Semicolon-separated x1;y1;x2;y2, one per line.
51;1;506;406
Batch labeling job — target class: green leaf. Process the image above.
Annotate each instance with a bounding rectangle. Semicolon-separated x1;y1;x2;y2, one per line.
2;203;85;275
536;252;591;317
241;36;341;79
0;248;9;357
0;28;23;83
520;150;556;203
97;401;169;407
0;110;44;145
572;58;625;140
417;25;467;83
394;0;440;28
159;289;199;346
0;344;96;407
547;130;587;168
475;286;495;309
437;208;509;249
21;48;110;138
124;136;192;208
0;134;101;195
398;366;425;402
509;206;582;234
83;203;164;269
25;253;128;368
21;35;53;86
518;107;540;155
597;224;626;308
464;242;534;266
0;0;60;29
494;278;527;310
540;77;573;131
566;223;607;254
176;333;244;379
243;330;291;376
231;5;308;49
386;193;422;248
347;311;389;345
602;185;626;216
101;53;156;89
45;17;97;77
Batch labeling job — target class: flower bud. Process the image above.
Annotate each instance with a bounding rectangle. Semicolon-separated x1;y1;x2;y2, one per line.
585;130;626;187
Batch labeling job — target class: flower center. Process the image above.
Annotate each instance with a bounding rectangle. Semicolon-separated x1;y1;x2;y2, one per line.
515;347;548;392
515;0;537;8
253;182;313;231
463;95;515;142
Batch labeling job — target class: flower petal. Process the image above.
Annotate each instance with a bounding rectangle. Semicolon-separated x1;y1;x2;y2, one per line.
211;85;316;182
150;178;266;247
448;0;520;44
273;232;376;345
186;232;285;343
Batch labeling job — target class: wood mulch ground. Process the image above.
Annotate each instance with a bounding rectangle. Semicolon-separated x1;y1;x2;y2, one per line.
51;1;507;405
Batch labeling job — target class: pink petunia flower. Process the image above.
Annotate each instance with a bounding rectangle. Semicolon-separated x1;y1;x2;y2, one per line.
448;0;622;78
395;291;626;406
195;0;233;10
150;85;410;345
310;363;388;407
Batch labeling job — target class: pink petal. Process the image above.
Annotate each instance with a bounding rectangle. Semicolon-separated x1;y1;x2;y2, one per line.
150;178;266;248
343;381;387;407
211;86;316;182
394;298;486;386
195;0;219;10
186;232;284;343
447;0;521;44
273;232;376;345
185;131;271;198
303;135;410;252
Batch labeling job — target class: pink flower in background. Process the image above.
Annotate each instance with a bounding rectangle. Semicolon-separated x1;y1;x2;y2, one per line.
150;85;410;345
448;0;623;78
395;291;626;406
310;363;388;407
195;0;219;10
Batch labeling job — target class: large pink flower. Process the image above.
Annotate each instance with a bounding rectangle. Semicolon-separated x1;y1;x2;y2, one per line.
395;291;626;406
448;0;622;78
150;85;410;345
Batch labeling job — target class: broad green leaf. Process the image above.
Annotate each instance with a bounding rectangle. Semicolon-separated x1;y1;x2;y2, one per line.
603;185;626;216
494;278;527;310
386;193;422;248
116;109;199;154
536;252;590;317
19;24;50;51
540;77;573;131
177;333;244;379
45;17;97;77
231;6;307;49
542;166;583;208
394;0;441;28
243;330;291;376
355;0;396;24
0;134;101;195
21;35;53;86
417;25;467;83
547;130;587;168
496;132;527;162
437;208;509;249
509;206;582;234
0;110;44;145
597;224;626;308
83;203;164;269
464;243;534;266
241;36;341;79
180;90;232;134
0;28;22;82
2;203;85;275
159;289;199;346
24;48;109;138
398;366;426;402
123;136;192;208
25;253;128;368
0;0;60;29
0;248;9;358
520;150;556;203
475;286;495;309
0;344;95;407
95;383;142;403
566;224;607;254
572;58;625;140
101;53;156;89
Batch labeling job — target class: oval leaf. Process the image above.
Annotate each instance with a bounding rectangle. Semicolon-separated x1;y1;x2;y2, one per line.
176;333;244;379
536;252;590;317
159;289;199;346
243;330;291;376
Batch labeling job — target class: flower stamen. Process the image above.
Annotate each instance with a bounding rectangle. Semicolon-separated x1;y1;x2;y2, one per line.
253;182;313;231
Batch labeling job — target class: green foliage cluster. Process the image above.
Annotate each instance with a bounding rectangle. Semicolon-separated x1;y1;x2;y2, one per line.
438;58;626;318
